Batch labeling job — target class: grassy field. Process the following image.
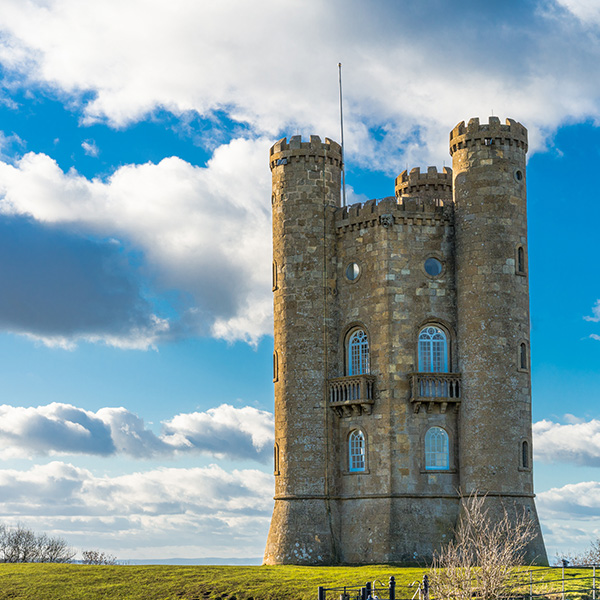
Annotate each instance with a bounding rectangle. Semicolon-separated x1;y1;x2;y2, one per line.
0;564;595;600
0;564;425;600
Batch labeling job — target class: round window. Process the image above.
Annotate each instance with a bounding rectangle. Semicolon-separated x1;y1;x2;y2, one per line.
345;262;360;281
514;169;523;182
424;257;443;277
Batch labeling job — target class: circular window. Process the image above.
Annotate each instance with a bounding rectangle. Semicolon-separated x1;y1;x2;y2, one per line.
514;169;523;182
345;262;360;281
424;257;443;277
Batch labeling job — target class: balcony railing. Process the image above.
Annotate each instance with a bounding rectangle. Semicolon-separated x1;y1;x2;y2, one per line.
328;374;375;418
408;372;461;414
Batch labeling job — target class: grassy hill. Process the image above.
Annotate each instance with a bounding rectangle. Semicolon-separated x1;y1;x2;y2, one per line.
0;563;591;600
0;564;425;600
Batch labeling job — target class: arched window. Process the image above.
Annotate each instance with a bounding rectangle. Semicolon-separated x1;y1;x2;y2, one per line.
347;329;370;376
519;342;528;371
349;430;366;472
522;440;529;469
424;427;450;471
418;326;448;373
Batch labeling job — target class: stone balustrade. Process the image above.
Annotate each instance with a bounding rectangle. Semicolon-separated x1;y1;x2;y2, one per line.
409;372;461;414
328;374;375;417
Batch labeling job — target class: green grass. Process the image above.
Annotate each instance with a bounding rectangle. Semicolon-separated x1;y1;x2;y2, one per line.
0;564;595;600
0;564;424;600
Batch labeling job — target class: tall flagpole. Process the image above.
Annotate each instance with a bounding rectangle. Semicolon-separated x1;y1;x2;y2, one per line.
338;63;346;208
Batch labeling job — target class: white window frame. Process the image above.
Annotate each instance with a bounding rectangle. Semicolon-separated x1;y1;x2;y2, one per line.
424;427;450;471
418;326;449;373
349;430;366;472
348;329;370;376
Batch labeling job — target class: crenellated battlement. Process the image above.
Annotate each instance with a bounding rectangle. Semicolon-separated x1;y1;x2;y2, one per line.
395;166;453;198
449;117;528;156
335;195;452;233
269;135;342;170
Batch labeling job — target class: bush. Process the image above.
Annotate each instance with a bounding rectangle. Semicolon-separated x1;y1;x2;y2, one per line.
0;523;75;563
81;550;118;565
429;493;535;600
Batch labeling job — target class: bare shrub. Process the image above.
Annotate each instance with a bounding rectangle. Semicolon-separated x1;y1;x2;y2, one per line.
556;538;600;566
0;523;74;563
429;493;535;600
81;549;118;565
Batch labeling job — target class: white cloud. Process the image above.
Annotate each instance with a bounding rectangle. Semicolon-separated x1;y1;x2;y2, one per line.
0;1;599;172
81;139;99;157
553;0;600;26
0;136;272;345
0;403;274;462
0;461;273;559
162;405;274;461
534;419;600;466
584;300;600;322
538;481;600;519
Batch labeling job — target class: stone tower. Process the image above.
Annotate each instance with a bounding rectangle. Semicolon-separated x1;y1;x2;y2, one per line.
264;118;547;565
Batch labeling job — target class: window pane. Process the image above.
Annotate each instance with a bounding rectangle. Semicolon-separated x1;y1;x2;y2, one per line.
348;330;369;375
418;326;448;372
349;430;366;472
425;427;449;470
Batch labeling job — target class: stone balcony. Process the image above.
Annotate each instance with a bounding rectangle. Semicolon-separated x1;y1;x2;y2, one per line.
328;374;375;418
408;372;461;414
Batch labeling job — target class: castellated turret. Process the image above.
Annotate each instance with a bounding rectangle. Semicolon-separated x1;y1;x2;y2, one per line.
264;120;547;565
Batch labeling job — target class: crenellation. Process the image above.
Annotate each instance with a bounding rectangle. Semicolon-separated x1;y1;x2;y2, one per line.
395;166;453;199
265;115;547;567
449;117;528;155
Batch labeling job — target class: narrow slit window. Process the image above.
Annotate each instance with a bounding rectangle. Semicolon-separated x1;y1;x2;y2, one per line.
274;443;280;475
522;441;529;469
272;260;278;291
273;350;279;382
517;246;526;275
519;342;528;371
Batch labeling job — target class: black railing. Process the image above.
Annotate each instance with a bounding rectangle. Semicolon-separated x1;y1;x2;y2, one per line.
318;567;600;600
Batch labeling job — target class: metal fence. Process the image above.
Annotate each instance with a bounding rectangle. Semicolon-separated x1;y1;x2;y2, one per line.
317;566;599;600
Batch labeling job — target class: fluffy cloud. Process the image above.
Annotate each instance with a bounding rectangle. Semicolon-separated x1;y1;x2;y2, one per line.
0;136;272;345
0;1;600;170
0;461;273;558
553;0;600;26
538;481;600;519
585;300;600;322
0;215;166;349
0;403;274;462
533;419;600;466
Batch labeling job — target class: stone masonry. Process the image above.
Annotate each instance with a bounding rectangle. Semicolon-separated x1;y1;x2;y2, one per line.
263;118;548;566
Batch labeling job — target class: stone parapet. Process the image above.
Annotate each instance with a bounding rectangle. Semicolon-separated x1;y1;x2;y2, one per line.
395;166;453;198
335;196;453;233
269;135;342;170
449;117;528;156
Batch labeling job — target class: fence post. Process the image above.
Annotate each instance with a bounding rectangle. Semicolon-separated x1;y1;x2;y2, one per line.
422;574;429;600
389;576;395;600
529;570;532;600
366;582;372;600
561;560;566;600
360;588;366;600
594;565;596;600
318;587;325;600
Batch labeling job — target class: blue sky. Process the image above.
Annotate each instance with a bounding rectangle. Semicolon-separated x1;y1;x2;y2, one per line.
0;0;598;562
